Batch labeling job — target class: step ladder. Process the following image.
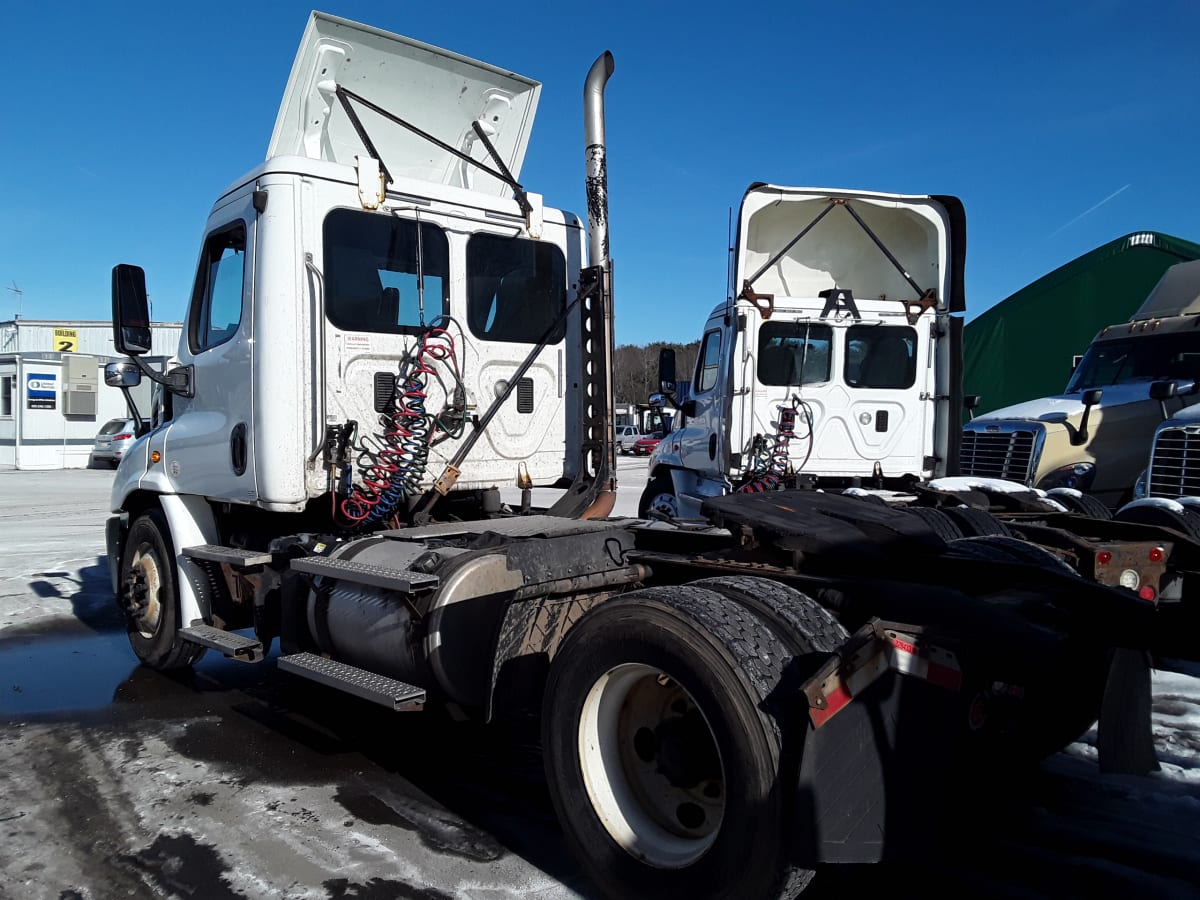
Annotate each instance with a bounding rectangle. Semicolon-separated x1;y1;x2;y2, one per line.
178;624;265;662
277;652;426;711
289;556;440;594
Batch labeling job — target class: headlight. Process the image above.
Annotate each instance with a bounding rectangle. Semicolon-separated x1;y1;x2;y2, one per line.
1132;468;1148;501
1037;462;1096;492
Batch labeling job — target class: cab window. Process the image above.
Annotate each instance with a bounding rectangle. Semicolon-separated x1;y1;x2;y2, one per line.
324;209;449;334
845;325;917;389
188;223;246;353
758;322;831;386
695;329;722;392
467;234;567;343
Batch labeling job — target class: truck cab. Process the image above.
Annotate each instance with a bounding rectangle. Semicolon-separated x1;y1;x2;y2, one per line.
108;13;595;527
643;185;965;518
962;259;1200;509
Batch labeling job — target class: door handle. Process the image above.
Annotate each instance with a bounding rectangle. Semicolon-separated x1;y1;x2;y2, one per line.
230;423;247;475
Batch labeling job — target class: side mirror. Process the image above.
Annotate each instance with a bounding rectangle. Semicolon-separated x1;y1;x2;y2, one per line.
963;394;980;421
658;348;677;394
112;264;152;356
104;361;142;389
1149;380;1177;401
648;393;667;409
1074;388;1103;446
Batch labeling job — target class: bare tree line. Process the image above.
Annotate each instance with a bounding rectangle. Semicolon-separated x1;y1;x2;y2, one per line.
612;341;700;404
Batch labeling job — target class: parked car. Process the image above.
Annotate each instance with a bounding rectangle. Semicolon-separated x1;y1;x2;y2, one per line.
616;424;643;454
90;417;147;468
633;433;663;456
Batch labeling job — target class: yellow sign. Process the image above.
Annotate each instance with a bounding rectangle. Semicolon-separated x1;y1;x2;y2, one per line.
53;328;78;352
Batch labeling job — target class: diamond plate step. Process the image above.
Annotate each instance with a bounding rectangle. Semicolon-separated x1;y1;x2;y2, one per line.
178;624;264;662
183;544;274;567
277;652;426;711
289;556;440;593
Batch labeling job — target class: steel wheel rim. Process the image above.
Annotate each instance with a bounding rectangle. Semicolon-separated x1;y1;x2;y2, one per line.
129;542;163;637
647;491;679;518
578;662;725;868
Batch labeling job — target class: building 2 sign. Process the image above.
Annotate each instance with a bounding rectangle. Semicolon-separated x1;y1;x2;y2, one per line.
53;328;79;352
27;372;57;410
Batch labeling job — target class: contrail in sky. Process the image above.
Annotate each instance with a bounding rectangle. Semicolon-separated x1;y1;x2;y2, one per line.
1046;183;1132;239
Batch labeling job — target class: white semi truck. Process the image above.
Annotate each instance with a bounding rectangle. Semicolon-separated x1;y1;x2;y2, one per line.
640;184;965;519
103;13;1169;899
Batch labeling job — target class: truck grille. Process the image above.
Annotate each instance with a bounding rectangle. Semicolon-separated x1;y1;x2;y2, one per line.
1148;427;1200;498
960;429;1039;483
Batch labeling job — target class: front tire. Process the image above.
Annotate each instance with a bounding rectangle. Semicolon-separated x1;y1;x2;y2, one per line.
638;473;679;519
120;508;205;670
542;586;815;899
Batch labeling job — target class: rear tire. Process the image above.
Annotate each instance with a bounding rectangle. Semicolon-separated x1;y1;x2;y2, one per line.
1046;490;1112;519
1114;503;1200;539
906;506;966;543
691;576;848;655
949;535;1079;577
941;505;1013;537
120;509;205;670
542;586;817;899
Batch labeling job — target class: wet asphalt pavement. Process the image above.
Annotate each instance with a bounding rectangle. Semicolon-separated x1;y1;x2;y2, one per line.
0;467;593;900
1;466;1198;899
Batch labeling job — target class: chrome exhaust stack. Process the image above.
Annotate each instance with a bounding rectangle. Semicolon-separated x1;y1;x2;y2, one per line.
550;51;617;520
585;51;614;270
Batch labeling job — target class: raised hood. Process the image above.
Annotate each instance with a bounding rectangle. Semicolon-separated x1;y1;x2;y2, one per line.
268;12;541;197
1131;259;1200;321
735;185;966;313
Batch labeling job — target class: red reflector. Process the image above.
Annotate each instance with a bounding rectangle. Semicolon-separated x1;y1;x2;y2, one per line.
1139;585;1157;602
1149;547;1164;563
1097;551;1112;565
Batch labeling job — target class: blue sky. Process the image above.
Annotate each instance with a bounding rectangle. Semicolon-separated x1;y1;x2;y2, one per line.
1;0;1197;346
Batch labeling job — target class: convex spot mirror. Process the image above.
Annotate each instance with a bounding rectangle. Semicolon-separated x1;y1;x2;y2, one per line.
104;361;142;389
112;264;152;356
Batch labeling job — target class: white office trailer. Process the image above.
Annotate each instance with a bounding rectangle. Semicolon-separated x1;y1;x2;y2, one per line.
0;319;179;469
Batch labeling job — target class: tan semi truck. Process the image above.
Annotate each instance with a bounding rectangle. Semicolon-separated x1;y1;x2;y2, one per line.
961;259;1200;509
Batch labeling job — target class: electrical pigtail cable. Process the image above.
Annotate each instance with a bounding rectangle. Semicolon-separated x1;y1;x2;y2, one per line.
736;394;812;494
337;323;465;528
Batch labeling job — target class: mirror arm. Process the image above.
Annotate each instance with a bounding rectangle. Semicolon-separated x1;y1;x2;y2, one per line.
118;387;148;437
130;355;194;399
1075;403;1095;446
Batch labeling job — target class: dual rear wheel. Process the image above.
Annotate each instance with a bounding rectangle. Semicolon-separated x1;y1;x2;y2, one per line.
542;581;845;899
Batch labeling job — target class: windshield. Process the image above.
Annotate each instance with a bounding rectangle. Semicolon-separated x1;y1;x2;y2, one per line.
1066;333;1200;392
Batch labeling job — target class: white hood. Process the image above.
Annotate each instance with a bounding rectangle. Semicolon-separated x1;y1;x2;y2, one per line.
736;186;958;310
268;12;541;197
1164;402;1200;427
974;382;1162;423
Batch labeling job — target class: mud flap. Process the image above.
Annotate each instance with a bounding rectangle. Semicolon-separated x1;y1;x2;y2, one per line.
792;621;963;865
1097;647;1160;775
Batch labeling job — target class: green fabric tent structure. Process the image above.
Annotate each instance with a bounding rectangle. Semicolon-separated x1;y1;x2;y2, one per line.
964;232;1200;415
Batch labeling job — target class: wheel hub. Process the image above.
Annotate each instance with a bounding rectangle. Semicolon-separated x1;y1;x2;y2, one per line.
125;546;163;636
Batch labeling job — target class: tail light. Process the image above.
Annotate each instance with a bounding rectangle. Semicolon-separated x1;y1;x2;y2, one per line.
114;432;134;441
